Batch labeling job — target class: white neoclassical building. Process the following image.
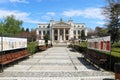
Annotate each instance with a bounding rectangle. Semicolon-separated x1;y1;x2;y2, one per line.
36;18;87;43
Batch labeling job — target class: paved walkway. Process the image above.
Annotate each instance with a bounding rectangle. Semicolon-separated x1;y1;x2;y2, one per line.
0;47;114;80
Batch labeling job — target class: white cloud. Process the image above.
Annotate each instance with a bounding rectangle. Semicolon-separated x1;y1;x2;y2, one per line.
62;8;105;20
9;0;29;3
46;12;56;16
0;9;40;23
96;21;105;25
41;12;56;20
62;10;82;17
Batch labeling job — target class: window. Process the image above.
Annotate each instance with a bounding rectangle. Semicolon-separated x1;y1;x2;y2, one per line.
54;30;58;34
43;26;45;28
65;30;68;34
47;26;50;28
78;30;80;34
47;31;49;34
39;31;41;35
39;26;41;28
43;31;46;35
74;30;76;35
66;36;68;40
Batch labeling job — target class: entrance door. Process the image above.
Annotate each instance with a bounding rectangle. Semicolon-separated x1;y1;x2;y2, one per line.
60;29;63;42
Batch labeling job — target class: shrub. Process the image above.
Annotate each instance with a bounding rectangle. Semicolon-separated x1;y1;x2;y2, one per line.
27;41;38;55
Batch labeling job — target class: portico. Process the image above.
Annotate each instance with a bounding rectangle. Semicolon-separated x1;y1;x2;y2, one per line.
52;28;70;42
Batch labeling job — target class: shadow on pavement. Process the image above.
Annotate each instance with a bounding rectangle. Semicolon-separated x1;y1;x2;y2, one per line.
69;48;76;52
77;57;99;71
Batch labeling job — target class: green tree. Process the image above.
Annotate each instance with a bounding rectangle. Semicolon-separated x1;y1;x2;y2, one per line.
0;15;23;36
26;28;29;32
81;30;86;40
103;0;120;44
0;21;4;33
44;34;50;47
21;27;25;32
95;27;108;37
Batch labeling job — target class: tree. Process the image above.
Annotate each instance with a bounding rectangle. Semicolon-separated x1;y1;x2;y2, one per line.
21;27;25;32
81;30;86;40
103;0;120;44
0;15;23;36
30;29;37;42
95;27;108;37
26;28;29;32
0;22;4;33
44;34;50;47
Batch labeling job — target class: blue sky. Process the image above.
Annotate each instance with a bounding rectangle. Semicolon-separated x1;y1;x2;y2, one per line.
0;0;107;30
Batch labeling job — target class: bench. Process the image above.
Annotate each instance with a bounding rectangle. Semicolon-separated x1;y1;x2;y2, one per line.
38;45;47;51
84;51;107;65
0;49;30;71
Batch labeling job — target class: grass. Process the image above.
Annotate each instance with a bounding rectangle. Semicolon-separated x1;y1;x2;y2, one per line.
111;42;120;57
111;47;120;57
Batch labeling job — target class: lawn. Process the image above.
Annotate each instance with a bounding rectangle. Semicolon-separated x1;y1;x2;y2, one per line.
111;47;120;57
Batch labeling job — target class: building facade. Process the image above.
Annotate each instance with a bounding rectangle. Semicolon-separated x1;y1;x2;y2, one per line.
36;19;87;42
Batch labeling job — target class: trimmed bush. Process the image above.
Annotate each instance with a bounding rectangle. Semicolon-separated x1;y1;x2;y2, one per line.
27;41;38;55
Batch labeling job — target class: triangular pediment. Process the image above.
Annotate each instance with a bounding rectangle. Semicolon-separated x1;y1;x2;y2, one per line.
53;21;71;27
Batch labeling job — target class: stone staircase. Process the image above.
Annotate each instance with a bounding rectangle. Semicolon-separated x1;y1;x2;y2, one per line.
53;42;69;47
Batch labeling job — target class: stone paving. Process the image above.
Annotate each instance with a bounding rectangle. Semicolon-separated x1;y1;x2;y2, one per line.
0;47;114;80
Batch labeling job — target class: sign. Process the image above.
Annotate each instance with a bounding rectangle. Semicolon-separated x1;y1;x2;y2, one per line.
87;36;111;52
0;37;27;51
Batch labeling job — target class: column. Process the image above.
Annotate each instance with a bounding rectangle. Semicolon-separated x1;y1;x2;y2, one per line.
58;29;60;41
64;28;65;40
52;29;54;41
76;30;78;39
69;29;70;40
41;31;43;39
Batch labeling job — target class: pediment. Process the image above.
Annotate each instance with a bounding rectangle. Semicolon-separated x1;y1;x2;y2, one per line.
53;21;71;27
